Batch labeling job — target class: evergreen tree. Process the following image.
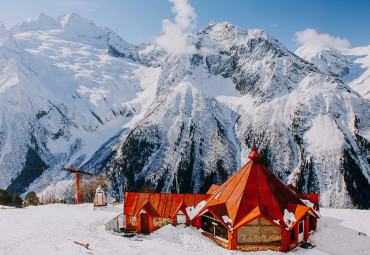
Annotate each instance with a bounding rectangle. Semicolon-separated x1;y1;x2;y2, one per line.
25;191;39;206
0;189;12;205
140;181;154;193
12;193;23;208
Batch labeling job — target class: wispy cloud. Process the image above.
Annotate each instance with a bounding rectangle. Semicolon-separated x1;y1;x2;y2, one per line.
156;0;197;54
58;0;87;7
270;24;278;28
295;28;350;50
56;1;99;13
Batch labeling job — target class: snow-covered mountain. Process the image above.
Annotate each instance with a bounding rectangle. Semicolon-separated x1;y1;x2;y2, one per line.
296;44;370;100
0;14;369;209
0;13;160;194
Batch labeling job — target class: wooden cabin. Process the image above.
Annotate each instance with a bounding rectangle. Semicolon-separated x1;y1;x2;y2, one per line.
124;193;209;233
123;145;319;251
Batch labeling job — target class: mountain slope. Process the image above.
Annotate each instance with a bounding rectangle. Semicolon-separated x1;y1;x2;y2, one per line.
108;22;370;208
0;15;369;208
109;82;240;195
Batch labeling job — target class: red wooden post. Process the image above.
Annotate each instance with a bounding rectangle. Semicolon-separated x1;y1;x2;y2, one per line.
281;230;289;252
75;173;81;204
174;216;177;226
148;214;154;233
137;214;142;233
61;166;91;204
228;230;237;250
194;217;201;228
126;216;131;229
304;217;309;241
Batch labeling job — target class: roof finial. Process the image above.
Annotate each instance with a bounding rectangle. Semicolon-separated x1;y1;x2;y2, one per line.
248;138;262;161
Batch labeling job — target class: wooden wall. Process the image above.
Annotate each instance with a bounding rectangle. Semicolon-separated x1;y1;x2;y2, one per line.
236;217;282;245
153;217;174;229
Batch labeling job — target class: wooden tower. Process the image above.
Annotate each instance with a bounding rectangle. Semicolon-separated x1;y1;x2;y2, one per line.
61;166;92;204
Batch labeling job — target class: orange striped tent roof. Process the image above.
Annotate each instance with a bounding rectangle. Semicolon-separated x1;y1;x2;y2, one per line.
193;143;319;231
124;192;210;218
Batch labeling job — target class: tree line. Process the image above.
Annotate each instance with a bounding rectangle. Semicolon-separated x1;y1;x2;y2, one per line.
0;189;39;207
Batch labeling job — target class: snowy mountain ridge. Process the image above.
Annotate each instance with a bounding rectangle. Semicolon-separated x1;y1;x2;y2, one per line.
295;44;370;100
0;14;369;208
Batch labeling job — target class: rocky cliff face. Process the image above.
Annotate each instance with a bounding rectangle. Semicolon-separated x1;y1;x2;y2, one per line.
1;15;369;208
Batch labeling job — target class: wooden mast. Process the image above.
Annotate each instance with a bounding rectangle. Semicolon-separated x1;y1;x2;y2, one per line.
61;166;92;204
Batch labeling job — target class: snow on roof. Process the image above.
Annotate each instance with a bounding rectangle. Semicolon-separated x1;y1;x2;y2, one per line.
301;198;321;217
283;209;297;229
96;186;105;192
222;215;232;224
186;201;207;220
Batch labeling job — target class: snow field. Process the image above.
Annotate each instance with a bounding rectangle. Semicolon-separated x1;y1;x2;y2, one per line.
1;204;369;255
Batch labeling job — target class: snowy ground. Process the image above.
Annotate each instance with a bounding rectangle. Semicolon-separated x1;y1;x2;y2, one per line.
0;204;369;255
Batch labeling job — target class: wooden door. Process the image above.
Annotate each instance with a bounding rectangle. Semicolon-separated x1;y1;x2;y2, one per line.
141;213;150;233
97;192;103;205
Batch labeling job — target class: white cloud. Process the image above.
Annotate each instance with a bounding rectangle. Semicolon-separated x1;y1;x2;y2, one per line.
156;0;197;54
295;28;350;50
58;0;87;7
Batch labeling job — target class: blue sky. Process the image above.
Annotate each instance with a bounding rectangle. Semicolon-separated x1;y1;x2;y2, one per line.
0;0;369;51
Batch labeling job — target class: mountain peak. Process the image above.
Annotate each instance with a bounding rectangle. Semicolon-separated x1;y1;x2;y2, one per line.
10;12;60;33
199;21;270;44
37;12;53;22
57;12;107;41
59;12;88;28
200;21;241;33
295;45;352;78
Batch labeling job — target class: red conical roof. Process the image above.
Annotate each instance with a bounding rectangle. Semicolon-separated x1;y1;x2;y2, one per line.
193;144;318;231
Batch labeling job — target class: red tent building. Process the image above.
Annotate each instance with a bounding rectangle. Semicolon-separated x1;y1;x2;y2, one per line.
124;193;209;233
123;144;319;251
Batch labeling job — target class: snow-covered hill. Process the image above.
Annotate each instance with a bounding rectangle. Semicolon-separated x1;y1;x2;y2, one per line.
0;14;369;208
1;204;369;255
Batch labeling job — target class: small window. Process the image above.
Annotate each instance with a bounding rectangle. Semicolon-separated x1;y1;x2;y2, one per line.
201;212;228;240
299;221;304;234
309;216;314;231
177;214;186;224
